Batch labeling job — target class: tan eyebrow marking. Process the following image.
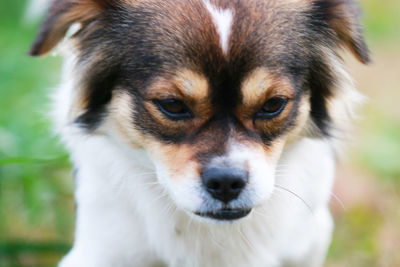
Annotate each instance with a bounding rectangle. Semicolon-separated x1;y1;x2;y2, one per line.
174;69;209;101
144;69;212;125
241;68;295;107
145;69;209;102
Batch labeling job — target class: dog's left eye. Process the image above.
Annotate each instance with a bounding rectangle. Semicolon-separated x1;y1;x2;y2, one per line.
255;97;288;119
155;99;193;120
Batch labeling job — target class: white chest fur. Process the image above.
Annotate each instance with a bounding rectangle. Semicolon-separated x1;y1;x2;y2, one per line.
58;120;334;266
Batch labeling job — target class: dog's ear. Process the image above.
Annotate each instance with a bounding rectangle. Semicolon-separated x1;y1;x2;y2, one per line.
312;0;370;63
29;0;118;56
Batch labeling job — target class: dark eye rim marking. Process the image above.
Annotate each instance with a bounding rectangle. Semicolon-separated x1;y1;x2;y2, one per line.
154;99;193;120
254;97;289;119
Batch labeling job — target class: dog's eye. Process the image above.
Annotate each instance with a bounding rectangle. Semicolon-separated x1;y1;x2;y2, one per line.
255;97;288;119
155;99;193;120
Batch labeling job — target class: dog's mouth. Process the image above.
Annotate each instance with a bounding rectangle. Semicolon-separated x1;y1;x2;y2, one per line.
195;208;252;221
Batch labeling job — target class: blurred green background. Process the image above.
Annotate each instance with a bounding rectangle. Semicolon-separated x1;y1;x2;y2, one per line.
0;0;399;266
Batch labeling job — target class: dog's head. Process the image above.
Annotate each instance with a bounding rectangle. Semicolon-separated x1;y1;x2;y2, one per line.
31;0;369;221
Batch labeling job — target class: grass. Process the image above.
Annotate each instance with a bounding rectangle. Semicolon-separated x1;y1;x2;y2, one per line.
0;1;73;265
0;0;399;266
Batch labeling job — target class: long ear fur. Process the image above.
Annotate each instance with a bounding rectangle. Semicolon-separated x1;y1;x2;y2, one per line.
29;0;118;56
313;0;370;64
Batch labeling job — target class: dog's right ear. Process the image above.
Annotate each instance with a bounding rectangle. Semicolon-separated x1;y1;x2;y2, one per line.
311;0;370;64
29;0;118;56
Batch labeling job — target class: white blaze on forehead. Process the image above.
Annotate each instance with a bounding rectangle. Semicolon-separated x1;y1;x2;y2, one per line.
203;0;233;55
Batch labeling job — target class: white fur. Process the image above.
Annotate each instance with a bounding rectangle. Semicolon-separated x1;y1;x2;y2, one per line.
203;0;233;55
58;121;334;266
36;0;373;257
52;47;341;267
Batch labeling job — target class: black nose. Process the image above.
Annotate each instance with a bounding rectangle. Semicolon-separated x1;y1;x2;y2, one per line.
201;167;248;203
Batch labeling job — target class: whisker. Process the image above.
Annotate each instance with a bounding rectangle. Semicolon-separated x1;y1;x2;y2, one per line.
274;184;314;214
274;170;291;175
132;172;157;177
238;226;256;252
209;228;225;249
137;181;164;187
185;213;194;235
330;192;346;211
162;202;177;217
146;189;169;208
253;209;270;221
195;220;202;265
275;164;291;168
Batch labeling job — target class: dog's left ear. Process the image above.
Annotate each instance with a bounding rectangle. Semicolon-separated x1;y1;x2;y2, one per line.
29;0;118;56
312;0;370;64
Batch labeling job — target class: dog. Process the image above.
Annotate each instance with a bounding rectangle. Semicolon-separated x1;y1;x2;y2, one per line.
30;0;369;266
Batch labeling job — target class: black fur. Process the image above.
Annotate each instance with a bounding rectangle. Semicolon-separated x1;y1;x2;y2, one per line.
31;0;369;145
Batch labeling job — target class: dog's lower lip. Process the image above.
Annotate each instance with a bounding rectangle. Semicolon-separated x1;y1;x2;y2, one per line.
195;208;251;221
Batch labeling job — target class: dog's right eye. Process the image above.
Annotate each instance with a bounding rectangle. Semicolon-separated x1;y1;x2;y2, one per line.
254;97;288;119
154;99;193;120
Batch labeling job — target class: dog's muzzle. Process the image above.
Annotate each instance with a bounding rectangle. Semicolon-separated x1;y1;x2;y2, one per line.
196;167;251;221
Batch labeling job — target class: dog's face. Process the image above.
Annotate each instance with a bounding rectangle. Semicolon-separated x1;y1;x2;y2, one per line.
31;0;369;221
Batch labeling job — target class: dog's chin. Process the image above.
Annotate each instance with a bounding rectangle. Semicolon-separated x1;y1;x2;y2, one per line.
194;208;252;222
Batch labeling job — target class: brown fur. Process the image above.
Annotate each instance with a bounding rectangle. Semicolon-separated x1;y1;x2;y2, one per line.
31;0;369;185
239;68;295;119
